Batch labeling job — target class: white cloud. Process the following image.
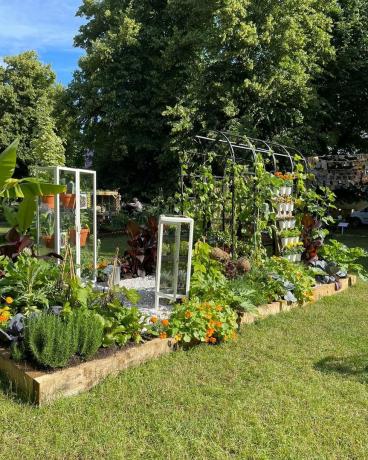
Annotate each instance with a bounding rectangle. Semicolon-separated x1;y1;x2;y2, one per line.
0;0;84;54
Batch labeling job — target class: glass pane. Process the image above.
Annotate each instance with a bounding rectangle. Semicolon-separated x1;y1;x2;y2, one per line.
36;168;56;255
59;169;77;266
159;222;189;296
79;172;95;281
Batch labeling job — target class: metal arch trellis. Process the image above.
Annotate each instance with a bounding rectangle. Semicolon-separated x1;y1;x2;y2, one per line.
179;130;307;255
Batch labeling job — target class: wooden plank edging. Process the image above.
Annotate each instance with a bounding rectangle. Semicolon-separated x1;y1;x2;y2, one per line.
0;338;175;405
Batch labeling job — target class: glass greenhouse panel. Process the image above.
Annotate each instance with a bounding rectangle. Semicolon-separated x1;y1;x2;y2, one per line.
79;172;96;279
155;216;194;309
36;167;97;281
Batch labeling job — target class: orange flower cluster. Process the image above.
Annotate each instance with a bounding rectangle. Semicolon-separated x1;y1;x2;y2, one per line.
159;332;167;339
274;171;294;181
161;319;169;327
185;310;192;319
150;316;158;324
0;306;11;323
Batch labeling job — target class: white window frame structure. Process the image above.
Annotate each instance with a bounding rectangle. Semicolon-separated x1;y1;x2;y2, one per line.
155;215;194;310
36;166;97;281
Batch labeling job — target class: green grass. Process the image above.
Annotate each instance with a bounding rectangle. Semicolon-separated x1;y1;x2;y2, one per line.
1;283;368;458
99;234;128;259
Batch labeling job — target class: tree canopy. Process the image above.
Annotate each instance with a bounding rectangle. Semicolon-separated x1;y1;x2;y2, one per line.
1;1;367;196
312;0;368;154
0;51;65;175
70;0;338;196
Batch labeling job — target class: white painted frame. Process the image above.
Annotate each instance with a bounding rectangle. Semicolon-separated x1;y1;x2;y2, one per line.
37;166;97;281
155;215;194;310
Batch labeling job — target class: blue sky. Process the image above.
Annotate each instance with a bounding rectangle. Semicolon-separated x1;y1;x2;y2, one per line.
0;0;84;85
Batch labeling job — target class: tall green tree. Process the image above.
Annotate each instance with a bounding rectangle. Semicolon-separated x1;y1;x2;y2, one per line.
0;51;65;175
311;0;368;154
71;0;336;195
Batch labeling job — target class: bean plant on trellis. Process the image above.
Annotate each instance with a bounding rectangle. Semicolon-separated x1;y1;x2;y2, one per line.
179;151;280;261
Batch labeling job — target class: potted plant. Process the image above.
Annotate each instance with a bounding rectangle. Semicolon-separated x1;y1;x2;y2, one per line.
69;212;90;247
61;180;76;209
41;194;55;209
40;211;55;249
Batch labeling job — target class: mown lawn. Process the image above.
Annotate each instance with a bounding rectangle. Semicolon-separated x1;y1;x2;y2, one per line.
1;282;368;459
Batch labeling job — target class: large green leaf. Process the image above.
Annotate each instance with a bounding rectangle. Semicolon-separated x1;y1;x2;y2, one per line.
19;182;66;197
0;140;19;191
17;196;37;233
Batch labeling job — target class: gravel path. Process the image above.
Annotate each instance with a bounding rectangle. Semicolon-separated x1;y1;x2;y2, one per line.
119;276;172;319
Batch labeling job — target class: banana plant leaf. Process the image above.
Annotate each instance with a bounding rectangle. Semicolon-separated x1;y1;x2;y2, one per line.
0;139;18;190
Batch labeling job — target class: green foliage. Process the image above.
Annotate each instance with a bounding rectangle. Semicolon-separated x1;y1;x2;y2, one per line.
24;309;104;368
10;342;25;362
167;299;238;345
190;241;227;300
262;257;315;304
24;313;77;368
311;0;368;153
73;310;104;359
190;241;256;312
68;0;336;195
181;154;279;259
96;299;144;348
321;240;368;280
0;254;60;315
0;51;65;172
229;269;286;306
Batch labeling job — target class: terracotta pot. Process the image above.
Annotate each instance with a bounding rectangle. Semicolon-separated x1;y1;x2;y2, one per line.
41;195;55;209
61;193;76;209
42;235;54;249
69;228;90;247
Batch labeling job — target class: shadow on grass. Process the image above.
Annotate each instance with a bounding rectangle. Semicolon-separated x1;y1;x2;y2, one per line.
315;355;368;384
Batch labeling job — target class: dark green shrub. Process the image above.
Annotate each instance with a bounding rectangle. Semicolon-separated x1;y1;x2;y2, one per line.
24;314;77;368
73;310;103;359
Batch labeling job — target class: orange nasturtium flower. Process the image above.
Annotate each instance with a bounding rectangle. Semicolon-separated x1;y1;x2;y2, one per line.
206;328;215;337
215;321;223;328
150;316;158;324
5;296;13;305
184;310;192;319
159;332;167;340
161;319;169;327
209;337;217;344
0;310;10;323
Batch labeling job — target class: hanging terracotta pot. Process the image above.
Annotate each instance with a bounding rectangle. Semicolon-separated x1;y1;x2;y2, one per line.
41;195;55;209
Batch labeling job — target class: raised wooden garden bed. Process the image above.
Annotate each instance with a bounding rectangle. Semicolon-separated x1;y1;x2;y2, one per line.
0;275;358;405
240;275;357;325
0;338;175;405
